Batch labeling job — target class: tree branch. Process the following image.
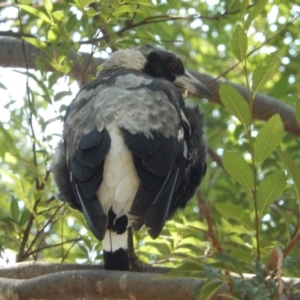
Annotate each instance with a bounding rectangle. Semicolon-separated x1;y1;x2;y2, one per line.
1;37;299;137
0;270;205;300
0;262;299;299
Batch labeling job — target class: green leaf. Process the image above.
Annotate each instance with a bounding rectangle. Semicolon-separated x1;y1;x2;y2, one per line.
257;171;286;218
52;11;64;22
215;203;253;230
113;5;142;15
197;280;227;300
219;83;250;127
295;99;300;128
223;152;254;194
0;82;7;90
10;198;20;222
19;209;31;227
230;248;253;262
231;24;247;62
22;37;51;56
227;0;241;13
277;150;300;211
14;70;52;104
216;295;240;300
43;0;53;15
127;0;153;6
48;28;59;43
54;91;72;102
240;0;249;17
66;14;77;33
18;5;53;24
214;253;242;274
254;114;283;166
245;0;268;30
252;52;279;94
81;0;96;6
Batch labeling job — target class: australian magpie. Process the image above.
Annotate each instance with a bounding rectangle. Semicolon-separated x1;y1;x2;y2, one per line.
52;45;210;271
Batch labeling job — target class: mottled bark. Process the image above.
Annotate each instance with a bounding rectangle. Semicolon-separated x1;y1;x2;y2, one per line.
0;262;299;300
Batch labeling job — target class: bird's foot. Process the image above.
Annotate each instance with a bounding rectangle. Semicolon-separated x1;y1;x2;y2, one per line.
129;252;144;272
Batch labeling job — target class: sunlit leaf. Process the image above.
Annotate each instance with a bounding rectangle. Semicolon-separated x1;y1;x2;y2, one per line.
254;114;283;166
22;37;51;56
113;5;143;15
48;28;59;43
219;83;250;127
43;0;53;15
240;0;249;17
52;11;64;22
257;171;286;218
223;152;254;194
18;5;53;24
252;52;279;94
231;24;247;62
245;0;268;30
215;203;253;230
127;0;153;6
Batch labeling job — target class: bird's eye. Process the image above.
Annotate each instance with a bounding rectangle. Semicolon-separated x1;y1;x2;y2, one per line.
169;61;176;70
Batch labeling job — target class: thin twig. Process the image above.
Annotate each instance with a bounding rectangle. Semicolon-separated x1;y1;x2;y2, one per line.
61;239;80;263
283;231;300;258
14;0;42;262
22;204;64;260
27;238;81;257
197;189;223;252
277;248;284;300
207;147;224;170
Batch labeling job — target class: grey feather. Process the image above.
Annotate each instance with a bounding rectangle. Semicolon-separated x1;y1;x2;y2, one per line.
51;141;79;209
64;73;180;159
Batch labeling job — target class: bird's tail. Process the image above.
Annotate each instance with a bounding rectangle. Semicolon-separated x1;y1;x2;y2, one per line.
102;229;129;270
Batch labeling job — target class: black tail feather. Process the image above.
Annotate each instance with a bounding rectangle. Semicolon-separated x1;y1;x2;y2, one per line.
103;248;129;270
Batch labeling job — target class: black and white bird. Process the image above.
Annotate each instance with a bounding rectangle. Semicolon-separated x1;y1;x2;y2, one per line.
52;45;210;271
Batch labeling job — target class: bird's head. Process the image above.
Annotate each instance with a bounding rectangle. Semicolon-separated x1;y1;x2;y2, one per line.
100;45;212;98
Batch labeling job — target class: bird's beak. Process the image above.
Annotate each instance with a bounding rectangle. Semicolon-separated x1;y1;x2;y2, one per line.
174;71;212;98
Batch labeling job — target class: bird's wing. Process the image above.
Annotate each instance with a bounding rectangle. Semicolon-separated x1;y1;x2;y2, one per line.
63;71;187;241
121;128;185;239
169;105;207;217
68;128;111;240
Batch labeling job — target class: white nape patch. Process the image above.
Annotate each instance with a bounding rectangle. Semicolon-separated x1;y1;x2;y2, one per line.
101;49;147;73
102;230;128;251
97;123;140;217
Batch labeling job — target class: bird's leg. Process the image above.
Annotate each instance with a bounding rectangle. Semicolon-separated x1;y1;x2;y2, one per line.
128;227;144;272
